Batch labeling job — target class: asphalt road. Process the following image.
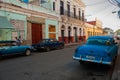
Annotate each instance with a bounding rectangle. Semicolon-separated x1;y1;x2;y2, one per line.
0;45;118;80
111;44;120;80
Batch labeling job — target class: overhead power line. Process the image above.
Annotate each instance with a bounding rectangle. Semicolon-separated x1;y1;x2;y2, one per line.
115;0;120;7
108;0;120;7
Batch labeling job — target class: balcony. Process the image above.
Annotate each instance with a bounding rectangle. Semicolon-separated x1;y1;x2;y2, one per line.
60;10;85;25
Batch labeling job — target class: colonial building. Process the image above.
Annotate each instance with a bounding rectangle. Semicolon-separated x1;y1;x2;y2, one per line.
0;0;59;44
57;0;86;44
41;0;86;44
85;18;103;40
103;27;114;36
0;0;86;44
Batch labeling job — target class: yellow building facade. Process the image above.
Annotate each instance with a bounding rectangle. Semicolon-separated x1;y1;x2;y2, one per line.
85;19;103;40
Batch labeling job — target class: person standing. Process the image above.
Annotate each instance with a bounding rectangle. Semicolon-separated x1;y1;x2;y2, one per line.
15;37;21;46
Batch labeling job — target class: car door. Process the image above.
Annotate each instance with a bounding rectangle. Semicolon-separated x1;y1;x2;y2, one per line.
0;46;17;55
48;39;55;49
52;39;59;49
54;40;60;49
1;45;24;55
53;39;57;49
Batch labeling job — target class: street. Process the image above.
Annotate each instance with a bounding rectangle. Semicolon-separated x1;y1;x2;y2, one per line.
0;45;119;80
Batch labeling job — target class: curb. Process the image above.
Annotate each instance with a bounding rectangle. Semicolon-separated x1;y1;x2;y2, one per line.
111;45;120;80
65;42;84;48
111;55;120;80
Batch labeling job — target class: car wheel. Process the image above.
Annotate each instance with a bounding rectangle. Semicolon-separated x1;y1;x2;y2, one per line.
56;46;60;50
25;49;31;56
45;47;50;52
59;44;64;49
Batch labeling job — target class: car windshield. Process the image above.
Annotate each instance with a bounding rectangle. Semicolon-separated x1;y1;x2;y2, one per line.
0;41;16;47
86;39;111;46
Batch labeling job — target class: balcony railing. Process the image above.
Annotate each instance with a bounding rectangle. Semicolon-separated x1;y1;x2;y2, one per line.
60;10;84;21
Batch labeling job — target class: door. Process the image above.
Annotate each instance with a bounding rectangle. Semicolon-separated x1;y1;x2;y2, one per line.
61;30;64;42
32;23;42;44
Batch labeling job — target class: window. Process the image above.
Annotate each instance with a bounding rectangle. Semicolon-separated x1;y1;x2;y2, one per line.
67;2;70;17
10;19;25;40
82;10;85;21
79;8;81;20
49;25;56;32
53;2;55;11
60;0;64;15
73;6;76;18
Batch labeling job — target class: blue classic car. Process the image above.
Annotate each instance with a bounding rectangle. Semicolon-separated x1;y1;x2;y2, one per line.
73;36;118;66
0;40;32;58
32;38;65;52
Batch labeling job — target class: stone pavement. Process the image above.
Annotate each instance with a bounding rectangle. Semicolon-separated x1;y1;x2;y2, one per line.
112;44;120;80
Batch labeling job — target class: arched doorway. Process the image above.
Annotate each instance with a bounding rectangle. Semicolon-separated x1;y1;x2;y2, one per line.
68;26;71;43
83;28;85;41
61;25;65;42
79;28;81;36
74;27;78;42
79;28;82;41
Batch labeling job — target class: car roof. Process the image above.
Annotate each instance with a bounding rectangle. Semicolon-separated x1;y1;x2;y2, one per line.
88;36;113;40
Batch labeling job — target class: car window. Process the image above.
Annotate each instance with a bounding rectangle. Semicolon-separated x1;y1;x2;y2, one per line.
53;39;58;42
41;39;48;43
86;39;111;46
0;42;16;47
50;39;54;42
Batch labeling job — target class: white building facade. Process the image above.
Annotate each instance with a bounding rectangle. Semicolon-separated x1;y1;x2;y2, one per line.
54;0;86;43
25;0;86;44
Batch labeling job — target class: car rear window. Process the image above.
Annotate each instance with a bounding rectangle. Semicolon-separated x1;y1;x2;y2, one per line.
86;39;111;46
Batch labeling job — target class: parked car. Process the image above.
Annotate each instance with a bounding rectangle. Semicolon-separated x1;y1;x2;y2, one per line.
73;36;118;66
32;38;65;52
0;40;32;58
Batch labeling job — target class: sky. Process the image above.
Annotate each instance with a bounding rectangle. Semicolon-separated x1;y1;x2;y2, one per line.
82;0;120;31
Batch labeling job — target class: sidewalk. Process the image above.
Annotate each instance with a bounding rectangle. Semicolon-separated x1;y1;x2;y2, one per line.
65;42;85;48
112;45;120;80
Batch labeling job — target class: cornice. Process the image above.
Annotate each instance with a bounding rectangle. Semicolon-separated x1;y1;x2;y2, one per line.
0;2;58;20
